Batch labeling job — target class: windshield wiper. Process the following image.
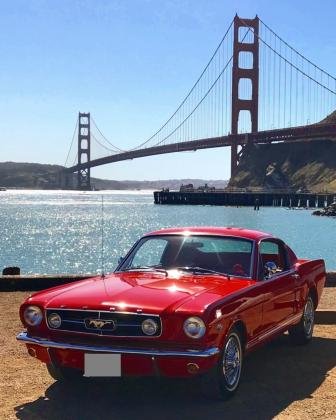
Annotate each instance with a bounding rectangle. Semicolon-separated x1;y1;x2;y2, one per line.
120;266;230;279
175;266;230;279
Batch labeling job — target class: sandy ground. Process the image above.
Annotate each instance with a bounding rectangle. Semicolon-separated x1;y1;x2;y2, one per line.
318;287;336;309
0;291;335;420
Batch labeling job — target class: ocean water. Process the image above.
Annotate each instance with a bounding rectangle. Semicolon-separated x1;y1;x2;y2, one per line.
0;190;335;274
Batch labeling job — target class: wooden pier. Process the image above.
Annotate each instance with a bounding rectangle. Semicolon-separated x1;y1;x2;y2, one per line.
154;190;336;208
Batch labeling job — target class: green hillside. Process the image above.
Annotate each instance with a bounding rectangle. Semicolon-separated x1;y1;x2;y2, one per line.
0;162;227;190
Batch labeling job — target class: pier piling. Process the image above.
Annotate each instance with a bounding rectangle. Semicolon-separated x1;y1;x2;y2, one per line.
154;191;335;208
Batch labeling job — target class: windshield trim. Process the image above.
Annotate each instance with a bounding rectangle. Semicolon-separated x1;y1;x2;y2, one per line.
115;234;255;279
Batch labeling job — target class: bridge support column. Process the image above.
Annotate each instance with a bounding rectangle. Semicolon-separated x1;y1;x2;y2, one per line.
59;171;74;189
231;15;259;177
77;112;91;190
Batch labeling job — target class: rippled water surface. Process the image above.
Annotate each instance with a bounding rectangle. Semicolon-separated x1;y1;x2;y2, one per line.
1;190;335;274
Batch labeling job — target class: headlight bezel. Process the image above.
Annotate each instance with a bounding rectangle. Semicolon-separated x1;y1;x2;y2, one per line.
48;312;62;329
23;305;43;327
141;318;158;336
183;316;206;339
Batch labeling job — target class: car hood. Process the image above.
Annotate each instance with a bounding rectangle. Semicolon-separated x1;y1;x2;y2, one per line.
32;270;254;315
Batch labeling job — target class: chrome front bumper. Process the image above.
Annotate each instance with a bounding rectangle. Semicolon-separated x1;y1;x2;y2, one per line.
16;332;220;358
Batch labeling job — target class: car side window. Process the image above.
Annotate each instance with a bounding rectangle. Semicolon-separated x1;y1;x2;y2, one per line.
259;240;289;279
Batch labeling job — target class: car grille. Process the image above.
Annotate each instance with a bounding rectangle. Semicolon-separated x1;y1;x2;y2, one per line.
45;309;161;337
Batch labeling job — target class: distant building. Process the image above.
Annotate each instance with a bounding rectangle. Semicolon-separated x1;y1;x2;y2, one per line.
180;183;194;192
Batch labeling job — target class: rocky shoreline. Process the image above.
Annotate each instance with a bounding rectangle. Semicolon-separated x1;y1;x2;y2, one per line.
313;202;336;217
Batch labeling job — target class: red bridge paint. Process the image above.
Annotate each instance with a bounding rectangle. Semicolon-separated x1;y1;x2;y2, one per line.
65;122;336;175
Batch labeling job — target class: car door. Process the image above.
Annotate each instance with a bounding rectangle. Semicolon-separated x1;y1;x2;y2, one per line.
257;239;296;332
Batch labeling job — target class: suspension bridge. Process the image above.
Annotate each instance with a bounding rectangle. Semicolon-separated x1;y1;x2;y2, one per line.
63;15;336;190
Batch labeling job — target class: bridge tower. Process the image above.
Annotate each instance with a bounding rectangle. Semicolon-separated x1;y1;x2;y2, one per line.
77;112;91;190
231;15;259;176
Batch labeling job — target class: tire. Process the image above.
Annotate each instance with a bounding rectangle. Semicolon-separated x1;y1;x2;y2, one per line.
47;363;83;382
201;328;243;400
289;295;315;345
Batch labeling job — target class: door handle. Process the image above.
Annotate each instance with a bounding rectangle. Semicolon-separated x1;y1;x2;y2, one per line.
292;273;300;281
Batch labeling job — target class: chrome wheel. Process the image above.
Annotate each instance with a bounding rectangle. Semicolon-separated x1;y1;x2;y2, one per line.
303;297;314;337
222;333;242;390
288;293;315;345
201;328;243;399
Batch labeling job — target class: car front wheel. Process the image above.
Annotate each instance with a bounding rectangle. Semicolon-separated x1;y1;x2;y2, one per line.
202;328;243;400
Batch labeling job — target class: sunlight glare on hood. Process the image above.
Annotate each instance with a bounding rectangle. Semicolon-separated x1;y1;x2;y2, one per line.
166;269;182;279
168;284;178;293
118;302;127;310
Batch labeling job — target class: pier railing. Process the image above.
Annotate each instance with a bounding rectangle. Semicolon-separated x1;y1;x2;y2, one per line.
154;190;336;208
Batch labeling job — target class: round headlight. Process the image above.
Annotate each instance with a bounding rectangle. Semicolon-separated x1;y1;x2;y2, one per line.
48;313;62;328
183;317;206;339
141;319;158;336
23;306;43;326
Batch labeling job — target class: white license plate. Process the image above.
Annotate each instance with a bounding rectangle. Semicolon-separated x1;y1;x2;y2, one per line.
84;353;121;377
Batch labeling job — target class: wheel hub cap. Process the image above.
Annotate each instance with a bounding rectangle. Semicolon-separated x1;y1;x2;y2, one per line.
223;336;241;388
303;298;314;336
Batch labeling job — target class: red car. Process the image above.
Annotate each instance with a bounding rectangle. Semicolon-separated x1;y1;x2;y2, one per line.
17;227;325;399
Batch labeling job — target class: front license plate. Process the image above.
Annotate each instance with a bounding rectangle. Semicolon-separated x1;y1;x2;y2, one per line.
84;353;121;377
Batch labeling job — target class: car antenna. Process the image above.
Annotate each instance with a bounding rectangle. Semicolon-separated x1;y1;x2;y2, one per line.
100;194;105;279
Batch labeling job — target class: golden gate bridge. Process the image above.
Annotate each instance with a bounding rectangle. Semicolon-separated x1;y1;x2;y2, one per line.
62;15;336;190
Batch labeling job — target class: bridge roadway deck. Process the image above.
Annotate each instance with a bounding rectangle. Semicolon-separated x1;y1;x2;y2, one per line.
65;123;336;173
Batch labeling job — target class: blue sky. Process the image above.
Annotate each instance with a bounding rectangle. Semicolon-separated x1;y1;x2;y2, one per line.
1;0;336;181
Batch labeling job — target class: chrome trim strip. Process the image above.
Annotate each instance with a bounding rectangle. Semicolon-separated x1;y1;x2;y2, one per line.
46;308;161;317
16;332;220;358
44;309;163;338
246;312;303;350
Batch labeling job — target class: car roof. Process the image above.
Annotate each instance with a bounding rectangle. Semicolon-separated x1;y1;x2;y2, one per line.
145;227;273;241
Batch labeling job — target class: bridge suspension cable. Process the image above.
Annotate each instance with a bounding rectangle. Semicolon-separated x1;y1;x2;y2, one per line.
153;54;235;147
259;18;336;83
240;18;336;131
68;15;336;176
91;117;125;153
91;133;117;153
129;19;235;150
89;18;237;153
64;119;78;167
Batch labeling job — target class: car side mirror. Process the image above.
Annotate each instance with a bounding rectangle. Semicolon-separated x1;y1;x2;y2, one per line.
264;261;278;278
118;256;124;265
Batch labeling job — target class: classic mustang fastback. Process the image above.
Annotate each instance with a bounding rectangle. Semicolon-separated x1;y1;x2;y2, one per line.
17;227;325;399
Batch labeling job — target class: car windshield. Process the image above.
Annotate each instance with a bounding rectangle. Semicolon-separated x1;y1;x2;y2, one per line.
118;235;253;278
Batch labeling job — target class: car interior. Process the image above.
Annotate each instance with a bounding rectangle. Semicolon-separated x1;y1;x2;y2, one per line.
259;240;289;279
129;236;254;277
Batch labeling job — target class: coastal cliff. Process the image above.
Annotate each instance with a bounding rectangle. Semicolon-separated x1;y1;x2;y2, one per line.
228;139;336;192
229;111;336;192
